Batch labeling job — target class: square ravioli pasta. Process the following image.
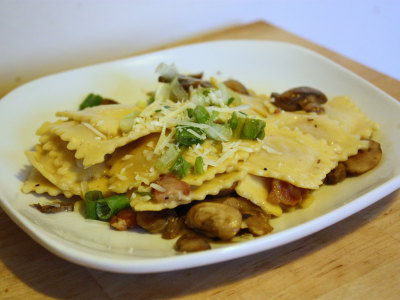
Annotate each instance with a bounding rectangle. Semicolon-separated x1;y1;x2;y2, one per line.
22;64;382;252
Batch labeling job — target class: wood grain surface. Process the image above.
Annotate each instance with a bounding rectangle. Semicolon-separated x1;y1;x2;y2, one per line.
1;21;399;300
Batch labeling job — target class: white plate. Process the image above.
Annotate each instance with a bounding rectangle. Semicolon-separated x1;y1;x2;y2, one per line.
0;40;399;274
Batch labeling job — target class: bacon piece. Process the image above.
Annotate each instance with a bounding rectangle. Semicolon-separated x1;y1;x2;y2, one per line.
268;179;308;207
110;208;137;231
152;174;190;203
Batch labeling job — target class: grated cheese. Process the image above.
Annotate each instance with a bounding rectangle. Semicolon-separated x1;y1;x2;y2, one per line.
150;183;167;192
82;122;107;139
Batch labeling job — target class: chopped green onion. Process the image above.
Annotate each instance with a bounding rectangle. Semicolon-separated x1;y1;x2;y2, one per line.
155;82;171;101
155;143;180;172
227;97;235;106
170;76;188;101
210;110;220;122
148;94;155;104
155;62;178;81
193;105;210;123
136;191;153;197
228;111;238;129
95;194;130;221
84;190;103;220
202;89;210;96
194;156;204;175
79;93;103;110
240;118;266;140
175;126;206;146
187;108;194;118
205;123;232;141
232;116;246;139
120;110;141;133
169;155;192;179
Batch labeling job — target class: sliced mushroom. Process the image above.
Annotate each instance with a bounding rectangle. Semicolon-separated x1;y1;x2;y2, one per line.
212;196;272;236
325;162;347;185
136;209;176;233
30;201;74;213
185;202;242;240
162;216;185;240
159;73;212;91
175;232;211;252
344;140;382;175
224;79;249;95
270;86;327;113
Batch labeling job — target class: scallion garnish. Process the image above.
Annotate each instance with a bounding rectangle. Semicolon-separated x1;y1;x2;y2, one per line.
79;93;103;110
120;110;141;133
169;155;192;179
175;126;206;146
155;143;180;172
84;190;103;220
227;97;235;106
187;108;194;118
194;156;205;175
95;195;130;220
229;111;238;129
193;105;210;124
240;118;266;140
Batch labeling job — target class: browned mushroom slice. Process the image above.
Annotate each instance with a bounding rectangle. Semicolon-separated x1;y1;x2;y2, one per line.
136;209;176;233
162;216;185;239
175;231;211;252
158;73;212;91
270;87;327;113
185;202;242;240
212;196;272;236
224;79;249;95
30;201;74;213
344;140;382;175
325;162;347;185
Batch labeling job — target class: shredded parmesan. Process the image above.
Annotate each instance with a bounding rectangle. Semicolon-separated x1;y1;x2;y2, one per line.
150;183;167;192
82;122;107;139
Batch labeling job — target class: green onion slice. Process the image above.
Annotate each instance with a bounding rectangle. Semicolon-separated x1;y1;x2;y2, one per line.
175;126;206;146
120;110;141;133
79;93;103;110
84;190;103;220
193;105;210;123
194;156;205;175
240;118;266;140
169;155;192;179
95;194;130;221
155;143;180;172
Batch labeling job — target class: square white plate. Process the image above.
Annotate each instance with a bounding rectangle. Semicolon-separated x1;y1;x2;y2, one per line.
0;40;399;273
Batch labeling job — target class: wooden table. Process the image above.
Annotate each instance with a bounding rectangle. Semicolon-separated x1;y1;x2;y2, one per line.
1;21;399;299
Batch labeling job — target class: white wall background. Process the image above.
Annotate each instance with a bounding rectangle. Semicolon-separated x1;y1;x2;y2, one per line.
1;0;399;96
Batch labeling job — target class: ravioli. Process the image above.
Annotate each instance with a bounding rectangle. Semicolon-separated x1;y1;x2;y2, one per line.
22;168;71;198
107;133;161;193
265;111;369;161
239;125;340;189
131;170;247;211
38;120;156;168
182;139;262;186
324;96;378;139
56;104;142;136
235;174;282;216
